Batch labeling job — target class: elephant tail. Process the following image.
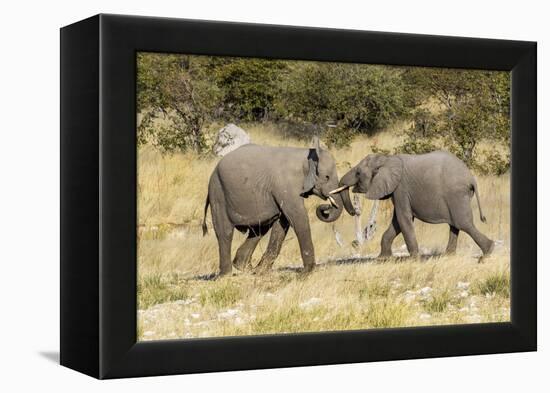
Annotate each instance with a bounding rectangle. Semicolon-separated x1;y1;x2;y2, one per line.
472;182;487;223
202;195;210;236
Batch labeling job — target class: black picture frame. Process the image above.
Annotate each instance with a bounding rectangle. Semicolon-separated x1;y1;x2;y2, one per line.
60;14;536;379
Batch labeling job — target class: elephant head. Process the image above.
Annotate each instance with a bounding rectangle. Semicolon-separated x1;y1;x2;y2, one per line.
301;137;346;223
330;154;404;216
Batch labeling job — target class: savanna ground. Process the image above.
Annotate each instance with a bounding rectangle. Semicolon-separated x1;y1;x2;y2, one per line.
137;123;510;341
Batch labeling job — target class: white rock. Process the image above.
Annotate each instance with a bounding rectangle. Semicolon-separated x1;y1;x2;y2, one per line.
459;290;469;298
218;309;239;319
457;281;470;290
419;287;433;296
403;290;417;302
143;331;155;337
299;297;322;309
419;313;432;320
213;124;251;156
191;313;201;319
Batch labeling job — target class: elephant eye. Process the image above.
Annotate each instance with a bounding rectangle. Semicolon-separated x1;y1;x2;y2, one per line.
325;175;330;180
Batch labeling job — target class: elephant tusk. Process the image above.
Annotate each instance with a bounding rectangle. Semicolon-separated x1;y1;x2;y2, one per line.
327;195;338;208
329;185;350;194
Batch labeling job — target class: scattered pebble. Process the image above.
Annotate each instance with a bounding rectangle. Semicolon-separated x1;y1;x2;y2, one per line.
299;297;322;309
143;331;155;337
191;313;201;319
420;313;432;320
218;309;239;319
419;287;433;296
457;281;470;290
403;290;417;302
459;290;469;298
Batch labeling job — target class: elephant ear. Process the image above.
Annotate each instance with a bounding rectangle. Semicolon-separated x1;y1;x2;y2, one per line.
365;156;403;200
301;136;320;195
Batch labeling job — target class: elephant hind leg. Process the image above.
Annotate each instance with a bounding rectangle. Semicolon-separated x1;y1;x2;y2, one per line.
460;224;494;256
213;219;234;276
232;225;270;271
255;216;290;273
452;196;494;256
445;225;460;254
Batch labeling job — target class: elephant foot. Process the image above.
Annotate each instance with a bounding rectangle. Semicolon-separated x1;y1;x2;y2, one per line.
233;262;252;273
253;264;272;275
378;251;393;259
218;268;233;277
301;263;316;274
477;241;495;263
483;241;495;256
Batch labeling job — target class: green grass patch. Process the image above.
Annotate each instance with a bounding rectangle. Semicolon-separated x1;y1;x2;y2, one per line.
423;290;453;313
473;271;510;297
252;300;411;334
363;300;411;328
137;273;189;309
199;281;242;308
358;281;391;300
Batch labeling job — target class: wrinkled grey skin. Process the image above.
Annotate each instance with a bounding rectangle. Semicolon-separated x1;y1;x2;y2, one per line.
335;151;494;257
203;141;349;276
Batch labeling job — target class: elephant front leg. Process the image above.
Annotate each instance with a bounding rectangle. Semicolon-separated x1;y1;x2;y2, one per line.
396;211;419;257
379;212;401;258
283;205;316;272
255;216;290;273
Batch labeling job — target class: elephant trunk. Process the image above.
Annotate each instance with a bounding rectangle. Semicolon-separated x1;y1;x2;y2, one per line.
337;168;359;216
315;190;344;223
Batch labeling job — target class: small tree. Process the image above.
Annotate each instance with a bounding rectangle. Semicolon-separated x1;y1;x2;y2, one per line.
398;68;510;172
137;53;220;153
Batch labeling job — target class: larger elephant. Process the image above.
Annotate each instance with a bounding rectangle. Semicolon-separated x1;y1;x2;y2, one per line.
202;137;352;275
331;151;494;257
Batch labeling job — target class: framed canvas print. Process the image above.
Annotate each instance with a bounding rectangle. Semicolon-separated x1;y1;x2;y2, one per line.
60;14;536;379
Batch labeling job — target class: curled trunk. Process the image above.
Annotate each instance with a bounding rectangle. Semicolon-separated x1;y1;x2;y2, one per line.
338;168;359;216
316;191;344;223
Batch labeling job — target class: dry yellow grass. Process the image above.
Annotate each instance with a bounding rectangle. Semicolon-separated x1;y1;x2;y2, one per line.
137;122;510;341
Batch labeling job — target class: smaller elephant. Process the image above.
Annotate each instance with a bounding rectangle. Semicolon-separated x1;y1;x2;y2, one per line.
331;151;494;258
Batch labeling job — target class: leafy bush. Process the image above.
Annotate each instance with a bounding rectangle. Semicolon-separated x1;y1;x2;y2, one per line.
474;149;510;176
212;58;288;121
276;63;411;142
399;68;510;169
